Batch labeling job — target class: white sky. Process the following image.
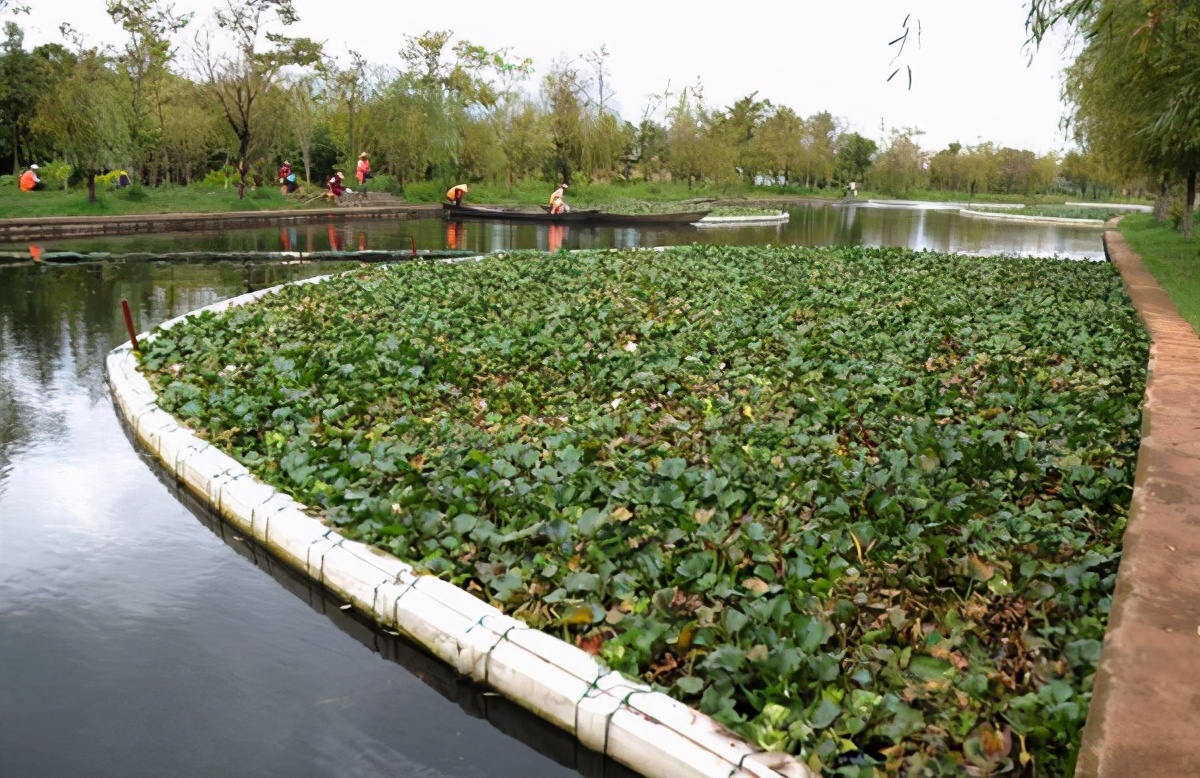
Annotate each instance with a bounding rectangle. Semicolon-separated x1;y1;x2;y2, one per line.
17;0;1077;154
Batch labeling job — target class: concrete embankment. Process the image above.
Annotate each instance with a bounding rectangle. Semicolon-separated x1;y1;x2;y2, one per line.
0;203;441;241
1074;230;1200;778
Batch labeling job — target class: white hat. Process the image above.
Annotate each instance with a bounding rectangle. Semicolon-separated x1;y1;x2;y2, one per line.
30;164;38;170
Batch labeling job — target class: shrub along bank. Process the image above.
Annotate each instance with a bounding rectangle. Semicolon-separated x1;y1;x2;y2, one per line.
139;246;1148;775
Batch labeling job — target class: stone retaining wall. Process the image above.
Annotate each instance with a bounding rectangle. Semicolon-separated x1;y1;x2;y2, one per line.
1074;230;1200;777
0;204;440;241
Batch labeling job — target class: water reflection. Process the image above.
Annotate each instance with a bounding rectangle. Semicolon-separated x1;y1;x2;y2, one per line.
0;260;592;778
163;477;639;778
4;202;1105;260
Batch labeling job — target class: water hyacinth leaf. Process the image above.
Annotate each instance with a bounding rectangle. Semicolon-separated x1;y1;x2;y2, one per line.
564;571;601;593
809;699;842;729
909;655;955;681
558;602;605;625
135;246;1148;775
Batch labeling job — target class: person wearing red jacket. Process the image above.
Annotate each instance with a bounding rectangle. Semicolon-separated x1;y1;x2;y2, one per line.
326;171;346;201
356;152;371;188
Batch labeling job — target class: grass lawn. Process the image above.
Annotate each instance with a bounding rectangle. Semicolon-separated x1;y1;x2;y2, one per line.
1118;212;1200;334
140;245;1147;775
0;183;332;219
1;177;1155;220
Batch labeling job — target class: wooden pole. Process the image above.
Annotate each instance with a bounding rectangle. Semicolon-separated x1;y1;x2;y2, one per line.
120;299;140;352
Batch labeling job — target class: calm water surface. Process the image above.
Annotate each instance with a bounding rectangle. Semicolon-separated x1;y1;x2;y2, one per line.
0;261;617;778
0;206;1103;777
4;202;1105;260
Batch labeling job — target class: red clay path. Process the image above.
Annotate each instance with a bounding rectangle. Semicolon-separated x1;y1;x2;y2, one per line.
1074;230;1200;777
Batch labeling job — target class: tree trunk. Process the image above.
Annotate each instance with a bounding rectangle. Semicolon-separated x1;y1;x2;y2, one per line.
1184;169;1196;239
87;172;96;204
301;143;312;185
237;133;251;198
1153;174;1170;222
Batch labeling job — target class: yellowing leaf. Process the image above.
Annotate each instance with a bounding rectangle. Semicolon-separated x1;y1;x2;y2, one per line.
695;507;716;524
967;555;995;581
674;623;697;650
558;603;602;626
611;506;633;522
742;577;770;594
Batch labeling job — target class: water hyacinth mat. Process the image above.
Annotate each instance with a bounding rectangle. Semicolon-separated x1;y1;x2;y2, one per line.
139;245;1148;776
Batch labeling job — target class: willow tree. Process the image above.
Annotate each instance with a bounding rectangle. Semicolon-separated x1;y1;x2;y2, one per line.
34;46;129;201
1039;0;1200;236
195;0;321;193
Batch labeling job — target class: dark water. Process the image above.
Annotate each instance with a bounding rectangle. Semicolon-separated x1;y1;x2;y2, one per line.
0;261;627;778
3;202;1105;260
0;209;1104;778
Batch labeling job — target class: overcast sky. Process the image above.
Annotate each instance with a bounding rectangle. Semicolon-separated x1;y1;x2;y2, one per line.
17;0;1076;153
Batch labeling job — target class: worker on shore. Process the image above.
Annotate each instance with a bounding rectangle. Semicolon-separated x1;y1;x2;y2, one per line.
278;161;297;194
326;171;347;202
549;183;569;214
355;152;371;190
445;183;469;206
19;164;41;192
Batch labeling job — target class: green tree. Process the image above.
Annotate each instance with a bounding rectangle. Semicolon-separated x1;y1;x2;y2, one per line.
34;46;130;201
834;132;877;186
107;0;192;183
541;57;586;183
873;127;927;196
195;0;322;192
756;106;804;185
0;24;72;172
1043;0;1200;236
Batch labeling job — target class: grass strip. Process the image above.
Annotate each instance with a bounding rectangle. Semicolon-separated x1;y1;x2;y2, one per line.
1118;212;1200;334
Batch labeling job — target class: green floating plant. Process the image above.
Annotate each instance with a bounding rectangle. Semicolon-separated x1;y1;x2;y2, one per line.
141;245;1148;776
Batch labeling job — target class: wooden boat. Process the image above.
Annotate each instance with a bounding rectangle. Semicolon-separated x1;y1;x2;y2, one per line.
442;203;598;223
535;205;711;225
589;210;711;226
444;202;710;226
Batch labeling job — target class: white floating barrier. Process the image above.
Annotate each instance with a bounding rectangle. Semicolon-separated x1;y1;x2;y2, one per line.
105;259;816;778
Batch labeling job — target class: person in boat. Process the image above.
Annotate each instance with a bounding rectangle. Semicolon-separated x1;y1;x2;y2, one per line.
19;164;42;192
326;171;348;201
278;161;297;194
445;183;469;206
355;152;372;192
549;183;569;214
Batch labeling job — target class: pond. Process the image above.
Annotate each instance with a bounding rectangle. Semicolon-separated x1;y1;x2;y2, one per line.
3;201;1104;260
0;205;1103;777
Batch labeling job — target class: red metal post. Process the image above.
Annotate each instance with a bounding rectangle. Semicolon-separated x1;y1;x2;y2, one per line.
120;299;140;352
410;235;417;258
